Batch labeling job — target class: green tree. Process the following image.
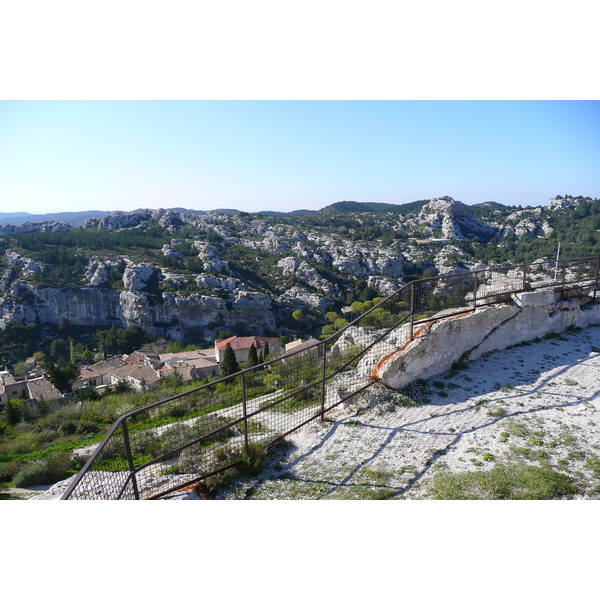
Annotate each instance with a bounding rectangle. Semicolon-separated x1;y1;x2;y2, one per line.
49;338;70;362
160;371;185;389
165;341;185;353
58;316;72;337
3;399;23;425
45;361;80;393
33;351;46;365
114;380;132;394
13;362;32;378
221;343;240;377
81;349;94;363
334;317;350;330
262;342;270;362
325;311;339;323
247;343;259;367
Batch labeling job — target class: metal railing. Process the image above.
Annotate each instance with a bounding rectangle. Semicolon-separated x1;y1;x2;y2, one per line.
61;255;600;499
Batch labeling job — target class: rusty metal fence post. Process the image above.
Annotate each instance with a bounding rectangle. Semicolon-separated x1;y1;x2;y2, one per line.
121;420;140;500
409;282;415;340
320;343;327;421
241;372;249;456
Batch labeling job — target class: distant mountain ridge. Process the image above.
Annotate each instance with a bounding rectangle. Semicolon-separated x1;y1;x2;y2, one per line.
2;195;594;228
0;210;112;227
318;199;430;214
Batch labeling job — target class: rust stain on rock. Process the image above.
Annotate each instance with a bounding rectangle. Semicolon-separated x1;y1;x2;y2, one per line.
370;309;474;380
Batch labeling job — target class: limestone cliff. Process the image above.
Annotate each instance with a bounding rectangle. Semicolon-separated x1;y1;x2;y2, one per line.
0;282;277;344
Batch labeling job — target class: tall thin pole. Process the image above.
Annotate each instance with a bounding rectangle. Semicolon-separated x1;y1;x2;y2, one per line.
554;242;561;281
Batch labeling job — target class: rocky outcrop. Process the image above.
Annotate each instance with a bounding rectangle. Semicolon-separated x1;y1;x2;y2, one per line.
367;276;400;296
0;282;277;344
195;275;243;291
3;250;44;276
0;221;70;236
122;262;156;291
192;241;232;275
276;286;334;312
417;196;497;240
547;196;587;211
369;288;600;390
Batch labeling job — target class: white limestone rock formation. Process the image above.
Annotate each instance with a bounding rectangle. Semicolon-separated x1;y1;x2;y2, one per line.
277;256;301;277
277;286;334;311
192;241;233;275
3;249;45;276
417;196;497;240
367;276;401;296
122;262;156;291
370;288;600;391
547;196;584;211
195;275;243;291
0;221;70;236
332;256;363;277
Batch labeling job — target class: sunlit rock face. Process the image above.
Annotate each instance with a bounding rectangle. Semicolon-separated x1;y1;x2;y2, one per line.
0;283;277;344
369;288;600;391
417;196;497;240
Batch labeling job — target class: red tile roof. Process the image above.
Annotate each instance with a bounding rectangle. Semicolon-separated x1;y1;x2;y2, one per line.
215;336;278;351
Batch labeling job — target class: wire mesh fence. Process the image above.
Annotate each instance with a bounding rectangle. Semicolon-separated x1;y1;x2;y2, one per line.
62;255;600;499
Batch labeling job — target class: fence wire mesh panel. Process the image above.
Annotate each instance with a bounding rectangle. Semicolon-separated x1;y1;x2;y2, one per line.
62;256;600;499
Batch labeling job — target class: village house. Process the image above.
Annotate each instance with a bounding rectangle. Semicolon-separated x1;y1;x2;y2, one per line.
160;356;220;381
109;363;161;391
0;371;63;404
158;348;217;363
214;336;280;364
72;356;129;392
124;350;162;367
284;337;319;354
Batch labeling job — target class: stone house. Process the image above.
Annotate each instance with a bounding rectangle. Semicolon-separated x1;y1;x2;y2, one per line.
160;356;220;381
0;371;63;404
72;356;128;391
109;364;161;391
214;336;280;364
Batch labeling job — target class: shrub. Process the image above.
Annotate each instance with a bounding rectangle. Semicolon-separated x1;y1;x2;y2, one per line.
0;461;20;483
12;452;73;488
76;419;100;435
13;461;50;488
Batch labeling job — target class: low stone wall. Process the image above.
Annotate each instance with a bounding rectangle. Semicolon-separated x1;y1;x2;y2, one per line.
371;289;600;391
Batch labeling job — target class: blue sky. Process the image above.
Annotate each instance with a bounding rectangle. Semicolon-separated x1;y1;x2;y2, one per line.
0;100;598;215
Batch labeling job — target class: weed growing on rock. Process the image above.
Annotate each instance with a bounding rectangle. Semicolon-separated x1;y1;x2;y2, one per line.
429;463;579;500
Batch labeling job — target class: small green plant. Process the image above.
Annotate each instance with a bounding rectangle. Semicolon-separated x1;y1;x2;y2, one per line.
482;452;495;462
430;464;579;500
487;407;507;419
360;466;392;485
585;457;600;478
543;332;560;340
